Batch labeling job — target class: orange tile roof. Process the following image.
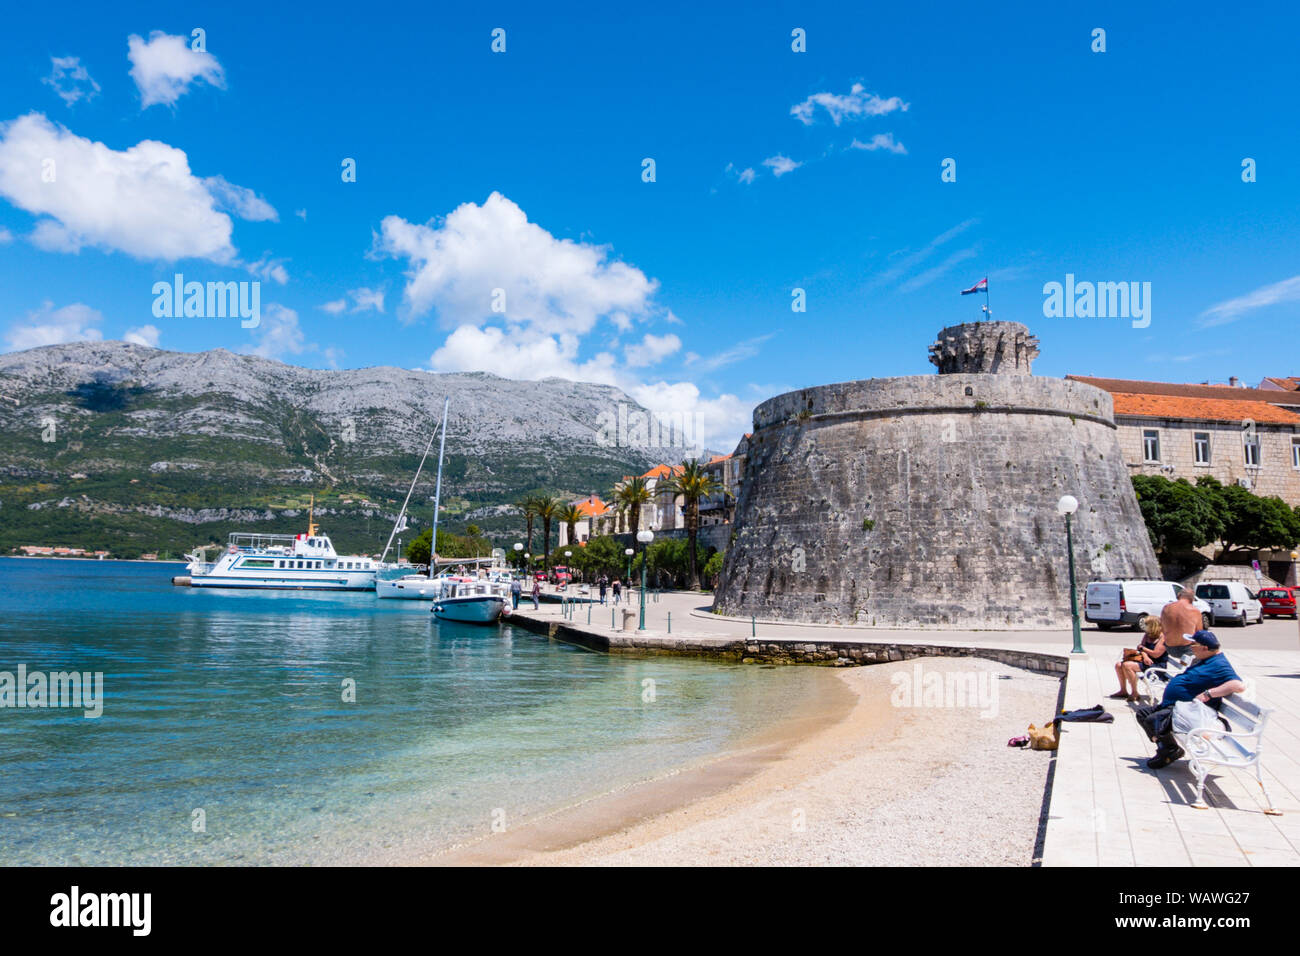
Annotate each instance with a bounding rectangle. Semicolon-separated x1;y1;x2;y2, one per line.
1263;376;1300;391
1110;392;1300;425
641;464;683;480
1069;375;1300;407
707;453;731;464
572;495;609;517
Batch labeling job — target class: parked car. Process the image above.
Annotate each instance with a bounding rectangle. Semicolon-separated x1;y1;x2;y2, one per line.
1257;586;1297;619
1194;581;1264;627
1084;580;1213;631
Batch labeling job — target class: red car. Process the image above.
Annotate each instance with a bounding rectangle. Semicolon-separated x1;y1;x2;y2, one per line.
1257;587;1297;619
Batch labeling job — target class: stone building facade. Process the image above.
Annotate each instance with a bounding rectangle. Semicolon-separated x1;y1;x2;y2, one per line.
1068;377;1300;505
714;321;1160;629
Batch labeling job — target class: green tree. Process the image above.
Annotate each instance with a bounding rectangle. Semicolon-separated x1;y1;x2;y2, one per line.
702;549;725;590
1130;475;1223;554
615;477;652;536
662;458;723;589
557;502;583;549
1197;476;1300;553
535;496;561;571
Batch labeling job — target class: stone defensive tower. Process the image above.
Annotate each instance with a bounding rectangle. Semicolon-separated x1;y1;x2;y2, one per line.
713;320;1160;629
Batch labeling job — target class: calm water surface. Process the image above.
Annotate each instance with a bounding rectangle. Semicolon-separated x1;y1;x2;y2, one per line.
0;558;834;864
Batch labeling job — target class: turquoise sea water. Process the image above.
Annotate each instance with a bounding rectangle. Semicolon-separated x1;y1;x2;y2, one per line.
0;558;834;865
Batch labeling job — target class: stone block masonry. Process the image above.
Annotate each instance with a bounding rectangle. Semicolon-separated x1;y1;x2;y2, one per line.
714;322;1161;630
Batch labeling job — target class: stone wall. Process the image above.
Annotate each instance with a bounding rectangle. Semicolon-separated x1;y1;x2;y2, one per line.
1117;417;1300;505
714;370;1160;629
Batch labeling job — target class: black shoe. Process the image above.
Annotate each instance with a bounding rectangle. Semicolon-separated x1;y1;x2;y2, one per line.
1146;745;1185;770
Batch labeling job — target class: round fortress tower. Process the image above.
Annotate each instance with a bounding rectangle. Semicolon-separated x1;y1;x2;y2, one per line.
713;321;1160;629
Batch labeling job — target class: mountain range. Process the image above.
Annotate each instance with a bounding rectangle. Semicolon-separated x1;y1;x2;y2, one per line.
0;342;692;558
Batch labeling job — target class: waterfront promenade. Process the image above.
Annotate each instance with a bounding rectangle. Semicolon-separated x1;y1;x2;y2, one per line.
509;587;1300;866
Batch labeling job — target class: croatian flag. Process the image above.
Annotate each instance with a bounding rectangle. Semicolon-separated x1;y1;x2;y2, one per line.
960;278;988;295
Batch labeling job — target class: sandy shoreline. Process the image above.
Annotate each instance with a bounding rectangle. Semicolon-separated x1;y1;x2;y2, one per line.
422;657;1061;866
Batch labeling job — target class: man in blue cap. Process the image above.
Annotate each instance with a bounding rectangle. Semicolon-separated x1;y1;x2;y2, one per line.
1133;630;1245;769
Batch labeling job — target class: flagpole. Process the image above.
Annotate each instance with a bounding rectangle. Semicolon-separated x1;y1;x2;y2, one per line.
985;280;991;321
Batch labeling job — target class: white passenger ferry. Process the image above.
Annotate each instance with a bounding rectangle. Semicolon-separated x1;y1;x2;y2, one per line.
184;508;379;591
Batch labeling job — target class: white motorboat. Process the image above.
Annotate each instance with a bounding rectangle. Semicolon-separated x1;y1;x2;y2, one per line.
428;564;512;624
184;501;379;591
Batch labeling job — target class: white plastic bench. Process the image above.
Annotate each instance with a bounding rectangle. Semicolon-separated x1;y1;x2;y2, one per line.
1173;694;1281;815
1136;654;1188;705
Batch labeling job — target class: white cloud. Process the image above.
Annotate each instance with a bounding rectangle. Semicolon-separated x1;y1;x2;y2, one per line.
203;175;277;222
1200;275;1300;327
850;133;907;155
124;324;161;347
869;219;978;289
898;247;978;293
431;325;620;384
763;155;801;177
624;332;681;368
244;303;306;359
0;227;11;242
294;209;307;221
688;334;774;372
375;192;658;334
319;299;347;315
246;254;289;285
628;381;753;453
0;113;258;263
725;162;757;185
42;56;101;107
4;301;103;351
349;287;384;313
127;31;225;108
791;83;909;126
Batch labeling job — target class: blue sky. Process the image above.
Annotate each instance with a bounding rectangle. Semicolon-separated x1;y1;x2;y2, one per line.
2;1;1298;449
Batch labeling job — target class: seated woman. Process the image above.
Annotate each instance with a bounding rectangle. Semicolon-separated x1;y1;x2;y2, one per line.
1109;616;1166;701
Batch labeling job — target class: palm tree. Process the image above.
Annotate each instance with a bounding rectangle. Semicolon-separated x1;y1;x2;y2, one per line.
535;496;562;571
557;503;584;549
515;497;540;557
663;459;723;590
615;477;652;536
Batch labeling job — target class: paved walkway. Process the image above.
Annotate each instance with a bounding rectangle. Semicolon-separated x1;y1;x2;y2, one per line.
515;586;1300;865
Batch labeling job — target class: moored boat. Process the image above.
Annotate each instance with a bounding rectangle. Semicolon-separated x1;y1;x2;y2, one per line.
183;502;379;591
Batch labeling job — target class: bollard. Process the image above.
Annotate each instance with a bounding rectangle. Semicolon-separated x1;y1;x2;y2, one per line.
611;608;615;629
667;612;671;634
751;616;756;637
587;601;591;624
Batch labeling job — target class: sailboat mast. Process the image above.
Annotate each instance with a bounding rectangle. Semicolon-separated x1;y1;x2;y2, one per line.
428;396;449;579
379;417;442;564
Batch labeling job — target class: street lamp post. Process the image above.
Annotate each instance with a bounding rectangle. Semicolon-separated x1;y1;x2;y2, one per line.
636;529;654;629
564;550;572;584
513;542;523;571
1058;495;1083;654
624;547;634;582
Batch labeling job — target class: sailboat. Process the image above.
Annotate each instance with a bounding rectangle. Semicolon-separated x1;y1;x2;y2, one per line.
374;398;508;624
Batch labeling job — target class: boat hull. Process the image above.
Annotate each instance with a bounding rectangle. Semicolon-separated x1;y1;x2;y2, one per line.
432;596;505;624
188;571;376;591
375;577;440;600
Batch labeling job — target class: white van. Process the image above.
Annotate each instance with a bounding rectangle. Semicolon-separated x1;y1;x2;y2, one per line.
1194;581;1264;627
1084;580;1212;631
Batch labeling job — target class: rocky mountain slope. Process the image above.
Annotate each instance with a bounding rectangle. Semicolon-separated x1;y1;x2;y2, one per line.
0;342;685;557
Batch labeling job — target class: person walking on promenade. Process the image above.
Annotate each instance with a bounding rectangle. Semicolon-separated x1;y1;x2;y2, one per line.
612;579;622;605
1160;588;1203;663
531;578;541;610
598;576;608;605
510;576;521;610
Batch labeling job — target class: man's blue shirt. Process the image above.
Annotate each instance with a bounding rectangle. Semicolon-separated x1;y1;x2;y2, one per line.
1162;653;1241;705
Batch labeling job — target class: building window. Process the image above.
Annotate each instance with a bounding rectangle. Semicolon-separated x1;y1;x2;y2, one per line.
1142;429;1160;463
1292;437;1300;470
1244;434;1262;468
1193;432;1211;466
